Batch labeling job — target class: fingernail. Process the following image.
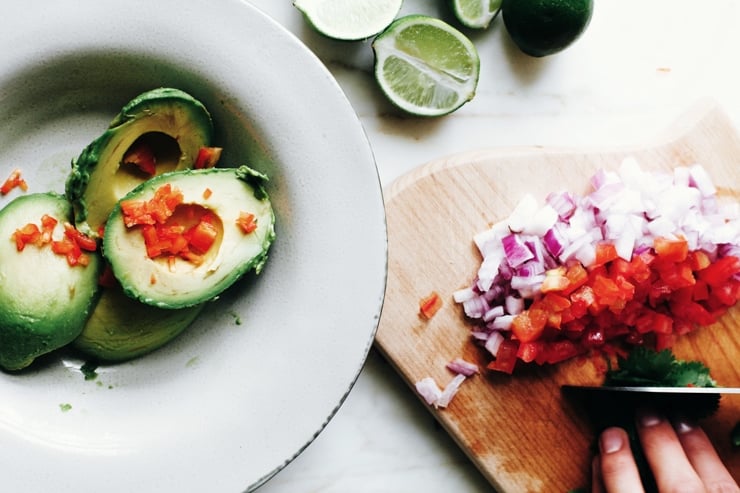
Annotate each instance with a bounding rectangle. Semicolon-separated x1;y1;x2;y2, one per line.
599;427;626;454
637;408;663;428
672;417;697;434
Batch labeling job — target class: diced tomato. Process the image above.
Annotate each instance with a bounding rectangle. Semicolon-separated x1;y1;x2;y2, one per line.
194;147;223;169
237;212;257;234
592;243;619;268
63;223;97;251
541;267;569;293
698;255;740;286
511;308;547;343
202;188;212;200
688;250;711;271
11;215;95;267
186;214;219;254
484;238;740;372
123;141;157;176
1;169;28;195
98;264;119;287
538;340;583;364
128;194;221;265
487;339;519;374
517;340;543;363
121;184;184;227
655;332;675;351
40;214;57;243
654;237;689;262
12;223;41;251
562;263;588;295
419;291;443;319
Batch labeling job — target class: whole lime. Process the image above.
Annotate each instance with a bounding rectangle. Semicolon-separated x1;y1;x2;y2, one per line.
502;0;593;57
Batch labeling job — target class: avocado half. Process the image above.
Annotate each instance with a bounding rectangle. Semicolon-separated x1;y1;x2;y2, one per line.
103;165;275;309
73;286;205;362
65;87;215;236
0;193;102;371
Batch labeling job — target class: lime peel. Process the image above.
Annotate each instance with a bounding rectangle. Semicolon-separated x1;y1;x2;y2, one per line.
372;15;480;117
293;0;403;41
451;0;503;29
501;0;594;57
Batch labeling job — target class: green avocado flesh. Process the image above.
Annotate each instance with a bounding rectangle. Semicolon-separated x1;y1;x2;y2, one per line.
104;166;275;309
0;193;101;371
65;88;214;236
73;286;204;362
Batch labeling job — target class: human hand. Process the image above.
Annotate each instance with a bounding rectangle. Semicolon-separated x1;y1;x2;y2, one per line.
592;409;739;492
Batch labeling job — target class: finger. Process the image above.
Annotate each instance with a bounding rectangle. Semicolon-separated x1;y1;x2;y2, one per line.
596;427;645;493
591;455;606;493
672;418;740;492
636;409;705;492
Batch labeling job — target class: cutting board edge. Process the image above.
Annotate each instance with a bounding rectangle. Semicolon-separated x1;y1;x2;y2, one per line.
383;97;733;203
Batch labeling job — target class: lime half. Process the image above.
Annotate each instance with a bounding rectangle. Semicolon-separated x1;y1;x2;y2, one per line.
293;0;403;41
372;15;480;117
451;0;503;29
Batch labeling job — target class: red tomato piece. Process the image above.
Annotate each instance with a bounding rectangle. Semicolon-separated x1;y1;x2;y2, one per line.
0;169;28;195
419;291;443;319
592;243;618;268
487;339;519;374
698;255;740;286
187;216;218;254
194;147;223;169
237;212;258;234
654;236;688;262
123;141;157;176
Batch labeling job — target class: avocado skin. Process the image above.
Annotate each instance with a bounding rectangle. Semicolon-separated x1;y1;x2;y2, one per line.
0;193;102;371
65;87;215;234
73;285;204;362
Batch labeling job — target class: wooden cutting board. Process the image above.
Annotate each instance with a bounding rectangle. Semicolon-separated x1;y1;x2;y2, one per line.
375;100;740;492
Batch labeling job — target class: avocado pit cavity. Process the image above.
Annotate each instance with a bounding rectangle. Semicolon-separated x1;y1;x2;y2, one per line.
121;184;224;270
117;132;182;196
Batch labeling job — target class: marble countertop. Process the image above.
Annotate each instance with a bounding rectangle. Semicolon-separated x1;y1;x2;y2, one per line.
244;1;740;491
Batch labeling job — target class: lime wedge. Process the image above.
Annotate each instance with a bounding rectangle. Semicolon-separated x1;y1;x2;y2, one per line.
451;0;502;29
372;15;480;117
293;0;403;41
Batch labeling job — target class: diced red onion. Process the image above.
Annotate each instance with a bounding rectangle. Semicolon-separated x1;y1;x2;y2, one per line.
446;357;480;376
502;233;534;268
489;315;514;331
543;227;565;257
415;377;442;406
484;330;505;356
507;194;538;233
452;287;476;303
546;190;577;220
482;305;505;322
505;296;524;315
462;295;489;319
688;163;717;197
437;374;467;408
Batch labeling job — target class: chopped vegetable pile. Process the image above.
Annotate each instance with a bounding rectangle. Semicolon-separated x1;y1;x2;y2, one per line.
13;214;97;267
454;158;740;374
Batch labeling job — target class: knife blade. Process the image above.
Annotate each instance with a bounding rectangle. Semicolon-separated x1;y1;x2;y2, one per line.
561;384;740;422
562;385;740;395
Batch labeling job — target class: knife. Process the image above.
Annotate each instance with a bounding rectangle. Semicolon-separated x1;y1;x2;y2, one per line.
561;384;740;421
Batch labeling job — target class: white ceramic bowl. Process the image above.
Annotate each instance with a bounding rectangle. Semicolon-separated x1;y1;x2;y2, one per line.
0;1;387;491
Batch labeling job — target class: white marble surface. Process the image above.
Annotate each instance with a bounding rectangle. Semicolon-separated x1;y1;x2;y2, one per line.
245;1;740;491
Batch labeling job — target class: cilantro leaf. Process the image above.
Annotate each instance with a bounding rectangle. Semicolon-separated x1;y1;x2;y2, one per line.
604;347;716;388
